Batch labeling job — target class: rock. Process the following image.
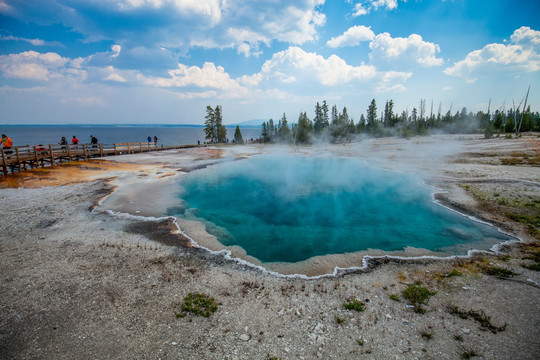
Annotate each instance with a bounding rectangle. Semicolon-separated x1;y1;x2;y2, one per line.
239;334;251;341
385;314;392;319
314;322;324;334
462;328;471;334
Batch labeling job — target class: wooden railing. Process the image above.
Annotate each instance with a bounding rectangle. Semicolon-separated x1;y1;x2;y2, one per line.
1;142;159;175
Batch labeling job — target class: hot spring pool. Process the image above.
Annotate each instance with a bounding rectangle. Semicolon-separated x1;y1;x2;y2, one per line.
169;154;512;264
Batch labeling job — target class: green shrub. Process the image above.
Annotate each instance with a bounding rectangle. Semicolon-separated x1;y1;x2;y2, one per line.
174;292;218;318
343;298;365;312
402;284;436;313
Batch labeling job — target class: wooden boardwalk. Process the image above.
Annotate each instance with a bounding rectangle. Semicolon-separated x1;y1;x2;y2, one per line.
1;142;199;175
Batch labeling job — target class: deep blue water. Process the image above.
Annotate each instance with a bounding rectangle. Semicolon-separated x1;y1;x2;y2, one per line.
0;125;261;147
173;154;512;263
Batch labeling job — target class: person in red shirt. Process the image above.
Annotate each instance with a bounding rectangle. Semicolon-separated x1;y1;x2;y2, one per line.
72;135;79;145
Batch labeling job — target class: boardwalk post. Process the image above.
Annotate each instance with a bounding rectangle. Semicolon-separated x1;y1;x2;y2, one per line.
83;144;88;160
49;145;55;166
67;144;72;161
15;148;22;171
33;146;39;168
114;144;118;156
99;144;103;157
1;148;7;175
139;143;143;153
127;143;131;154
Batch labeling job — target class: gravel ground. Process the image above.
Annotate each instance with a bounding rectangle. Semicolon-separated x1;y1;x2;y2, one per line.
0;135;539;359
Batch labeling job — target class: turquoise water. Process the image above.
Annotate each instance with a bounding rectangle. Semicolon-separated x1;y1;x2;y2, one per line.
172;154;511;263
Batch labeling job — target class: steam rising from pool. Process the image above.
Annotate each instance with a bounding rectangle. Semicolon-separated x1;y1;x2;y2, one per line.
170;154;511;264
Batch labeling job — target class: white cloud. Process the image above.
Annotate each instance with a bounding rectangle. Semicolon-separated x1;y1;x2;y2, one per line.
444;26;540;80
0;35;55;46
0;51;70;81
376;70;412;93
0;0;14;15
327;25;375;48
111;45;122;58
226;28;270;57
104;72;127;82
351;0;399;17
260;46;376;86
177;90;217;99
140;62;244;92
262;4;326;45
369;32;443;66
117;0;223;25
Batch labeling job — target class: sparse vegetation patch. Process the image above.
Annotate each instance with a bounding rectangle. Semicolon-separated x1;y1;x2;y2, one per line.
402;284;436;314
343;298;366;312
448;305;507;333
174;292;218;318
484;266;517;278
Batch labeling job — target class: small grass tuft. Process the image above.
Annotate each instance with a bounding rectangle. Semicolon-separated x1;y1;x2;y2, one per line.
389;294;400;302
461;348;480;359
447;269;463;277
402;284;436;314
454;334;464;342
335;315;346;325
420;330;433;340
174;292;218;318
343;298;366;312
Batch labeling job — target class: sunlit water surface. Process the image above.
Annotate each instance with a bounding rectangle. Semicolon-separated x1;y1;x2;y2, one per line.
170;154;511;263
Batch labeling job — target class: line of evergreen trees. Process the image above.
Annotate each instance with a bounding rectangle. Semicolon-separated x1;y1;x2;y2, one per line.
203;105;245;144
259;99;540;144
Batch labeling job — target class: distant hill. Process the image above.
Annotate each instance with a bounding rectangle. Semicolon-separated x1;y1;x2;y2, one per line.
228;119;265;127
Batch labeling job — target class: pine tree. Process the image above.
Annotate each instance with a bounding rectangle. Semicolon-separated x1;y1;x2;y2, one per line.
234;125;244;144
204;105;216;142
278;113;292;143
366;99;378;134
204;105;227;143
313;102;324;134
322;100;330;129
296;112;313;144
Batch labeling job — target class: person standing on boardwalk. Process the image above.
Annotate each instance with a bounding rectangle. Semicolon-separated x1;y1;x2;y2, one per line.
153;136;158;145
147;136;152;143
90;135;98;148
1;134;13;154
59;136;68;149
72;135;79;148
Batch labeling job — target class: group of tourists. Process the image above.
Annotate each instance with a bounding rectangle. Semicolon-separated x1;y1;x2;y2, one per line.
1;134;100;154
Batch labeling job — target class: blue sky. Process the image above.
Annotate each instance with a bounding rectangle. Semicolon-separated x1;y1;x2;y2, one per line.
1;0;539;125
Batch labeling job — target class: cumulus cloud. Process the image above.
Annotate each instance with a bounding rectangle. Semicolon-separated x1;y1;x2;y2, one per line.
369;32;443;66
327;25;375;48
444;26;540;81
140;62;244;94
261;4;326;45
260;46;376;86
0;51;69;81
